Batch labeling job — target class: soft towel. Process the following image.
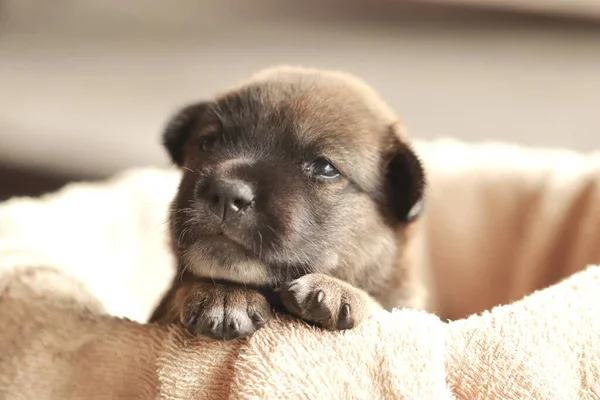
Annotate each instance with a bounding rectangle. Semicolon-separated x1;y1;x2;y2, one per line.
0;138;599;399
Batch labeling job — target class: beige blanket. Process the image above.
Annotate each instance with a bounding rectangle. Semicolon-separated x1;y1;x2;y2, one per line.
1;139;599;399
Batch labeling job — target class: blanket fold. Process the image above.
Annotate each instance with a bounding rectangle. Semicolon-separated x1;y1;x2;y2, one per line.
1;139;599;399
445;266;600;400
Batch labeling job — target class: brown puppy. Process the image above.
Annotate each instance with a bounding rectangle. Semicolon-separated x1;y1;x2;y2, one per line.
150;66;427;340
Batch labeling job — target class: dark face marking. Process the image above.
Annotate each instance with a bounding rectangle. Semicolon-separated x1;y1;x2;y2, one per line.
163;68;425;289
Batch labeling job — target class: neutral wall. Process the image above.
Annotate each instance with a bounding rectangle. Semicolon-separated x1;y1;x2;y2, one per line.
1;1;599;178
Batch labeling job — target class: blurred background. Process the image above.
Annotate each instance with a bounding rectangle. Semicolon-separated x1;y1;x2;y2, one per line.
1;0;599;200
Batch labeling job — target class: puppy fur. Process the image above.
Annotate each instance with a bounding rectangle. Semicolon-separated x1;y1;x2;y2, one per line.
150;66;427;340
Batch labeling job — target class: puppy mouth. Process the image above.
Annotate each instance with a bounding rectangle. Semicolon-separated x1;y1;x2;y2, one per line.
205;230;266;261
176;204;273;262
183;232;275;286
206;230;247;248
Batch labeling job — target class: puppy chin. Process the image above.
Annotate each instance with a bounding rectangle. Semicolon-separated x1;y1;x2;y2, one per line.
182;239;272;285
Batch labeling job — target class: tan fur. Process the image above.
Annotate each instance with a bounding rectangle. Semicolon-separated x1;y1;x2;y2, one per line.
152;66;427;339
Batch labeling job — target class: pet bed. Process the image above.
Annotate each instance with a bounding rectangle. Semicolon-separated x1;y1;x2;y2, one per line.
0;138;599;399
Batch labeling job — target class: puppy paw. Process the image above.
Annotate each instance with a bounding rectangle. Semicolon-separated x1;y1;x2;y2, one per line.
180;283;273;340
278;273;380;330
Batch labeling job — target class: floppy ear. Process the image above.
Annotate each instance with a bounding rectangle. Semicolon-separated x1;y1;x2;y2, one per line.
162;102;211;166
385;128;426;223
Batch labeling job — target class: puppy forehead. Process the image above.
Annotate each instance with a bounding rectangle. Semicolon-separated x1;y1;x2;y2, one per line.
214;70;397;191
216;77;385;152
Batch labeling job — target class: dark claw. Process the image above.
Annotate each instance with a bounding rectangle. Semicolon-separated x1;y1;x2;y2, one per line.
341;304;351;318
251;312;265;326
185;313;198;329
285;282;299;294
337;304;354;330
316;290;325;303
309;292;332;321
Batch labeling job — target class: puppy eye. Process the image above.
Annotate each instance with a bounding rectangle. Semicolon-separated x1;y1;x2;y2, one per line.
306;158;340;180
199;135;218;152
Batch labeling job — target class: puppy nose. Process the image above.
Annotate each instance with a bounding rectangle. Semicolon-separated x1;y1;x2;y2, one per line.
207;180;255;220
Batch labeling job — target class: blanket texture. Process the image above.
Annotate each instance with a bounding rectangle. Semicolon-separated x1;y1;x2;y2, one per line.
0;139;599;399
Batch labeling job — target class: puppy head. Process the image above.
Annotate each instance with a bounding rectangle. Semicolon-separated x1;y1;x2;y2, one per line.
163;66;425;286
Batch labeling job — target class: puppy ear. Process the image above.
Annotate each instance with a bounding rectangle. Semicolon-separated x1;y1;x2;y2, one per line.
162;102;211;166
384;127;426;223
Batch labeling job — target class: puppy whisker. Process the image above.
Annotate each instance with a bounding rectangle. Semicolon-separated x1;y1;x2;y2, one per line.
258;231;263;261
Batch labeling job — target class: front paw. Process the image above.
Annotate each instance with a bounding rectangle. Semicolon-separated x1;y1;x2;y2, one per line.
278;273;380;330
181;283;273;340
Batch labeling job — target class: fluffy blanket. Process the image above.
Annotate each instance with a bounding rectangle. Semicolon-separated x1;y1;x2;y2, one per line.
0;139;599;399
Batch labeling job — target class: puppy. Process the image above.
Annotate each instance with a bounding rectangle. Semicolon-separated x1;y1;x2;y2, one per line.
149;66;427;340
